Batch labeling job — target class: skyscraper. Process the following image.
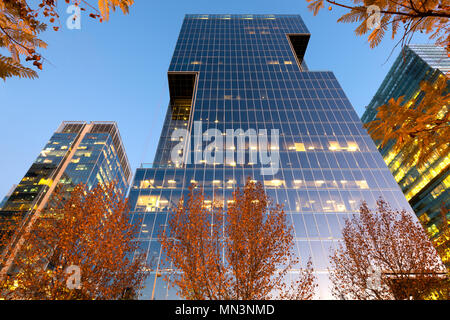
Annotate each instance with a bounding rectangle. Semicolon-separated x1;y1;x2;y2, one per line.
0;121;132;272
128;14;416;299
362;45;449;267
0;185;16;211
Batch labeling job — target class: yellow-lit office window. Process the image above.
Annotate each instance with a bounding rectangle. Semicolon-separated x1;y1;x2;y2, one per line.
347;142;359;151
140;180;155;189
315;180;325;187
38;178;53;187
427;224;439;237
329;141;340;151
203;199;212;209
384;150;397;165
356;180;369;189
419;213;431;224
394;167;406;182
136;195;160;212
264;179;285;188
293;180;303;188
289;142;306;152
226;179;236;189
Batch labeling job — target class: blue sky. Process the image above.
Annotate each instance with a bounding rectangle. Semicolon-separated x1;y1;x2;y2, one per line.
0;0;431;197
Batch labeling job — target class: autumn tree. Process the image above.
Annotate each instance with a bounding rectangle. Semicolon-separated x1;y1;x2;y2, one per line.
432;205;450;267
0;182;147;300
329;198;447;300
364;76;449;169
306;0;449;52
419;203;450;298
159;178;317;300
0;0;134;80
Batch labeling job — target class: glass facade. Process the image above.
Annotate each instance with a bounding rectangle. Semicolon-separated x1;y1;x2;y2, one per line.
0;121;132;263
362;45;449;267
0;186;15;211
128;14;415;299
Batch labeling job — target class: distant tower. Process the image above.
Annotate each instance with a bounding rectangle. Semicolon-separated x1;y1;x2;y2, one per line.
0;121;132;273
362;45;449;267
0;185;16;210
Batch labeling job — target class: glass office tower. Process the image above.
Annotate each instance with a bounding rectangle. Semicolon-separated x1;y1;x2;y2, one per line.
0;186;15;210
0;121;132;270
128;14;415;299
362;45;449;267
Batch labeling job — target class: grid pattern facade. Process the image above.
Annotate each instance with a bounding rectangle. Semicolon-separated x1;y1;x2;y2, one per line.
361;44;448;124
0;121;132;260
129;14;414;299
361;45;450;267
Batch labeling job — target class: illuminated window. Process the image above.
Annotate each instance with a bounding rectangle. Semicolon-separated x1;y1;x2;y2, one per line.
38;178;53;187
140;180;155;189
315;180;324;187
294;143;306;152
329;141;340;151
356;180;369;189
347;142;359;151
264;179;285;188
137;195;161;212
